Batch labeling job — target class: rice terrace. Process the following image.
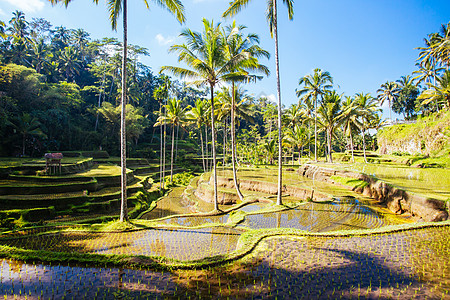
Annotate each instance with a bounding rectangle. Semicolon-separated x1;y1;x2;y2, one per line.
0;0;449;299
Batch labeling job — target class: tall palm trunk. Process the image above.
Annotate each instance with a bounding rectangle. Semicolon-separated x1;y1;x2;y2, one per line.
163;103;167;186
119;0;128;222
231;82;244;201
170;124;175;182
314;96;318;162
204;126;209;171
362;121;367;163
273;0;283;206
210;84;218;210
327;129;333;163
159;102;163;189
199;126;206;172
350;129;355;163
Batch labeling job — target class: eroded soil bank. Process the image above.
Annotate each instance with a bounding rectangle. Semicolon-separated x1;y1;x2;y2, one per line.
297;164;449;222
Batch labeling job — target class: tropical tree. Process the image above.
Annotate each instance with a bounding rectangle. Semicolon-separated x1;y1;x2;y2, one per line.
285;124;308;164
355;92;380;163
48;0;185;222
155;98;189;183
418;70;450;109
8;113;47;156
31;39;51;74
376;81;399;121
341;96;361;163
263;139;276;165
296;68;333;162
58;46;81;82
317;91;343;163
223;0;293;205
393;75;419;119
161;19;250;211
221;22;269;201
188;98;209;172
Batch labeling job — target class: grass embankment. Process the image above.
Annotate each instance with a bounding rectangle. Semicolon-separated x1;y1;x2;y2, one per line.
377;111;450;167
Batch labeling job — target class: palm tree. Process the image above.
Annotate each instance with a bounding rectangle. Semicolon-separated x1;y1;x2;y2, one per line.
188;98;209;172
31;39;51;74
263;139;276;165
413;61;444;111
48;0;185;222
376;81;399;121
317;91;343;163
355;92;380;163
286;124;308;164
162;19;250;211
222;22;269;201
155;98;189;183
223;0;293;206
8;113;47;157
8;11;30;41
298;94;314;158
341;96;361;163
296;69;333;162
0;20;7;39
418;70;450;109
58;46;81;82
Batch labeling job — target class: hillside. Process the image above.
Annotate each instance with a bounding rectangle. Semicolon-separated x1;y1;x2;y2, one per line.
377;111;450;157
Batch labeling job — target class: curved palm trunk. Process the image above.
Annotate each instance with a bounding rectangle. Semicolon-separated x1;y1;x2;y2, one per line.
170;124;175;182
231;82;244;201
273;0;283;206
210;84;218;211
119;0;128;222
204;126;209;171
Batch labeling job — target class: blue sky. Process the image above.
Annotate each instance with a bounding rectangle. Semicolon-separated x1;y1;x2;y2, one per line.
1;0;449;120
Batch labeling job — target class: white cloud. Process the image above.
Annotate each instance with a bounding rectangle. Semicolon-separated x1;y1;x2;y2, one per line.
1;0;45;13
0;8;5;16
155;33;175;46
266;94;277;103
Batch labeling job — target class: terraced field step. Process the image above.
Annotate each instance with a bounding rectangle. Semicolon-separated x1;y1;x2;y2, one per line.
0;178;98;195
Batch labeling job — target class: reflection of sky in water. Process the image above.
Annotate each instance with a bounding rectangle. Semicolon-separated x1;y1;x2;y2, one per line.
243;198;397;232
93;228;241;260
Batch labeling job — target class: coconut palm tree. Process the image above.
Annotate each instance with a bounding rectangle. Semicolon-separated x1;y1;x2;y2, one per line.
286;124;308;164
354;92;380;163
188;98;210;172
222;22;269;201
298;94;314;158
58;46;81;82
341;96;361;163
48;0;185;222
8;113;47;157
376;81;399;121
296;69;333;162
161;19;249;211
223;0;293;206
418;70;450;109
31;39;51;74
317;91;343;163
155;98;189;183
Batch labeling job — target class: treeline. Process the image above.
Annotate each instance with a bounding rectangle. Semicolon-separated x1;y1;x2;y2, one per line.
0;11;205;157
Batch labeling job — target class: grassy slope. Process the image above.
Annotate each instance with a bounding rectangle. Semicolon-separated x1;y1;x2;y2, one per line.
377;111;450;161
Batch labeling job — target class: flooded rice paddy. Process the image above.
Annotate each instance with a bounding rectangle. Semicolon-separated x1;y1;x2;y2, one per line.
1;167;448;299
0;226;448;299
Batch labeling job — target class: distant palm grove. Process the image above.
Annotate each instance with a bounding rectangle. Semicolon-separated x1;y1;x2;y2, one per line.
0;10;449;162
